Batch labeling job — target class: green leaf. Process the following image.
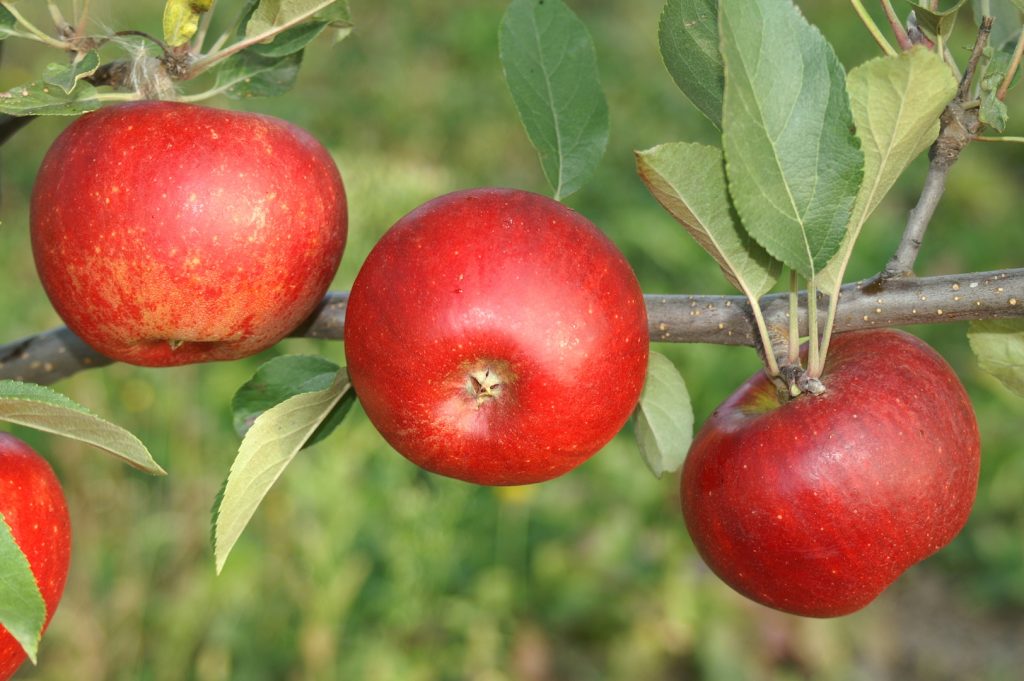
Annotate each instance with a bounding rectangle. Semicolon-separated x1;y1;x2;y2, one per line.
232;355;354;448
0;6;17;40
499;0;609;200
720;0;864;280
979;45;1014;131
819;48;956;292
212;50;303;99
973;0;1023;49
906;0;969;40
632;351;694;478
245;0;343;37
658;0;722;129
41;51;100;95
0;80;100;116
968;318;1024;397
249;21;327;57
163;0;211;47
0;381;164;475
636;142;780;298
213;370;350;574
0;514;45;665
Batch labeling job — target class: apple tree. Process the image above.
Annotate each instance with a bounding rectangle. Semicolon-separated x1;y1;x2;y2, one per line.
0;0;1023;678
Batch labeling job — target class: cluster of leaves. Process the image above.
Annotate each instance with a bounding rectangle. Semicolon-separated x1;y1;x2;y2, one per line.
0;0;352;114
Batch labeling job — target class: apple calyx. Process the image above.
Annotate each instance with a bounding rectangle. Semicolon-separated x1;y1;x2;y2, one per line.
774;364;826;401
463;361;511;408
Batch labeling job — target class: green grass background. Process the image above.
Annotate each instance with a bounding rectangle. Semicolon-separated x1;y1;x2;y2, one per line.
2;1;1024;679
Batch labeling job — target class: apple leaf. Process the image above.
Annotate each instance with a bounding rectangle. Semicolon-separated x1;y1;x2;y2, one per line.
904;0;969;41
163;0;210;47
245;0;351;39
978;45;1015;132
248;21;328;57
0;6;18;41
973;0;1024;49
212;50;303;99
720;0;864;282
636;142;780;298
0;381;164;475
42;52;101;95
658;0;722;129
0;80;100;116
0;513;45;665
819;48;956;293
499;0;609;200
213;370;350;574
968;318;1024;397
632;351;694;478
232;355;355;448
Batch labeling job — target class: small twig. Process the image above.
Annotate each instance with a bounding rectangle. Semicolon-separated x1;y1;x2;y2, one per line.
973;135;1024;143
0;1;71;50
850;0;898;55
880;155;952;279
996;27;1024;101
958;16;993;101
880;20;993;281
880;0;913;50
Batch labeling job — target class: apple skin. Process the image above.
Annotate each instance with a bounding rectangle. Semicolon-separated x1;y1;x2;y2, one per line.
30;101;347;367
0;433;71;680
344;188;649;486
681;329;980;618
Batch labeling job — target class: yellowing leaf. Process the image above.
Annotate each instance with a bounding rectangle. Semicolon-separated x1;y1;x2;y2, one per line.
819;48;956;292
163;0;209;47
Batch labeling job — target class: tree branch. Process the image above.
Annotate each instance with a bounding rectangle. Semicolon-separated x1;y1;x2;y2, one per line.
2;269;1021;385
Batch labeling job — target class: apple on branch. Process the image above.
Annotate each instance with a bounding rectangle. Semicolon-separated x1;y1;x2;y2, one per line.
30;101;348;367
344;187;650;486
680;329;981;618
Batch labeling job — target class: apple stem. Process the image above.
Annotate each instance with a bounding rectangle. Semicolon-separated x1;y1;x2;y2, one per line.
787;269;800;365
748;298;781;378
806;278;822;379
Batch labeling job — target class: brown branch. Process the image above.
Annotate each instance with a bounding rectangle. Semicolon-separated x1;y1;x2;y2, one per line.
2;269;1021;386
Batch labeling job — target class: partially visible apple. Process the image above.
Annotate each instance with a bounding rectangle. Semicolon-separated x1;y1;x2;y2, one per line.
30;101;347;367
681;329;980;618
344;188;649;485
0;433;71;680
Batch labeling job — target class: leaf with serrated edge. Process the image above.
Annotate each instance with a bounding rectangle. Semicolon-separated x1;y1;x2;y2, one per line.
213;50;302;99
0;80;100;116
499;0;609;200
42;51;100;95
906;0;969;40
0;514;45;664
163;0;204;47
245;0;338;38
213;370;349;574
968;319;1024;397
820;48;956;292
720;0;864;281
633;351;694;478
637;142;779;298
0;381;164;475
659;0;722;129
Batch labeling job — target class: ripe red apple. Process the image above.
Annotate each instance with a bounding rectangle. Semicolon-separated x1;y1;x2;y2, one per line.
344;188;649;485
30;100;347;367
0;433;71;680
681;329;980;617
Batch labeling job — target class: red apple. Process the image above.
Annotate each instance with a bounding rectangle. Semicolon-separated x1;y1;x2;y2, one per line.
30;100;347;367
344;188;649;485
681;329;980;617
0;433;71;680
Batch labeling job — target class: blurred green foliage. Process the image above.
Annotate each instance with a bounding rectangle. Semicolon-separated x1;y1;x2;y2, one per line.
1;1;1024;680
